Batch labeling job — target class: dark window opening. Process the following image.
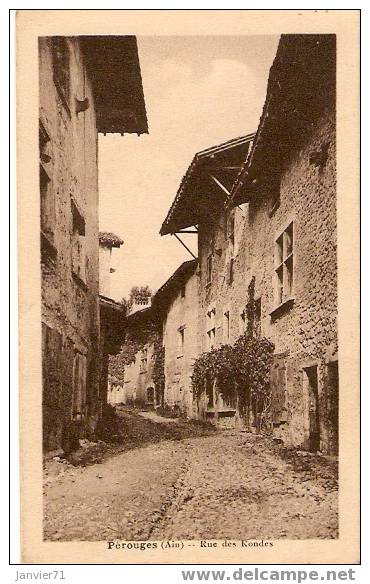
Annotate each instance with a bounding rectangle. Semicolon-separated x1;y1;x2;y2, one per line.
326;361;339;455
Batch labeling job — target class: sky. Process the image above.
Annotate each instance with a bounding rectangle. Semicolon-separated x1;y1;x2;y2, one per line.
99;35;280;301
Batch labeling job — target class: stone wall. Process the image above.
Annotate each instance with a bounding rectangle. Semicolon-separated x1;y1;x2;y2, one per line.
39;38;100;452
162;271;199;416
248;108;337;453
123;342;157;405
197;107;337;453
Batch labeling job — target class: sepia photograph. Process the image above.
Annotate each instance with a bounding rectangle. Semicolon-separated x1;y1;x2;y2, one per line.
16;9;360;565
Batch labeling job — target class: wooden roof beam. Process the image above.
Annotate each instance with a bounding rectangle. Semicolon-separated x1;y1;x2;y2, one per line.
209;174;232;197
173;233;197;260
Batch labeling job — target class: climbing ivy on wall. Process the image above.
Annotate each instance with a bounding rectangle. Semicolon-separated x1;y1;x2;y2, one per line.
191;333;275;432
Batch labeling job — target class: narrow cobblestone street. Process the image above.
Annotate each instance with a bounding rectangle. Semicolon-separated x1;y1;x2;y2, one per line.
44;421;338;542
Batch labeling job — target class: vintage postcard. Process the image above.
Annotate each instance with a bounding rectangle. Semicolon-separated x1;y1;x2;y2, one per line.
16;9;360;564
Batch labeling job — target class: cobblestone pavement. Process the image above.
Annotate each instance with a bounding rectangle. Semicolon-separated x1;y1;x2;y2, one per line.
44;430;338;541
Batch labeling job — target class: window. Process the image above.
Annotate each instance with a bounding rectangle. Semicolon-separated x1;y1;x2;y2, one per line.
326;361;339;455
303;365;320;452
140;347;148;372
206;308;216;349
72;351;87;420
178;326;185;355
274;222;294;306
51;37;71;112
206;254;213;286
223;310;230;342
71;199;87;284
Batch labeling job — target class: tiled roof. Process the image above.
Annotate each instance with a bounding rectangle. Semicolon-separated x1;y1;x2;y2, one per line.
231;34;336;205
160;134;254;235
81;36;148;135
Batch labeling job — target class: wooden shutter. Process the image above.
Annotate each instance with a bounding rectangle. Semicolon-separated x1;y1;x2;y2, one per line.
271;356;288;424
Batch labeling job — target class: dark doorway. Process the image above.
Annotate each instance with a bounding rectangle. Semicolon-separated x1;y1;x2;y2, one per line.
327;361;339;455
304;365;320;452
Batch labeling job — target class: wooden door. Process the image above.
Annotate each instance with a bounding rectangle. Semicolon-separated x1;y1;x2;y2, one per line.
304;366;320;452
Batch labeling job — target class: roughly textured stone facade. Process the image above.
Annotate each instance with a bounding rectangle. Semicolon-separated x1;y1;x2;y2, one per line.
162;269;199;416
197;108;337;453
122;341;157;405
39;38;100;453
160;36;338;454
247;109;337;453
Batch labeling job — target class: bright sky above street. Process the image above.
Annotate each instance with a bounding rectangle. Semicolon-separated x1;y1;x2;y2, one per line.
99;35;279;300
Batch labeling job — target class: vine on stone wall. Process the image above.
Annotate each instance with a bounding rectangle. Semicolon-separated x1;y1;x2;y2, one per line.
191;333;274;432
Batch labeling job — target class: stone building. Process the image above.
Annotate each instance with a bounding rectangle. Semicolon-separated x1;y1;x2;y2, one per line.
39;36;147;453
160;34;338;454
160;135;255;422
113;260;199;413
119;307;160;406
153;260;199;416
